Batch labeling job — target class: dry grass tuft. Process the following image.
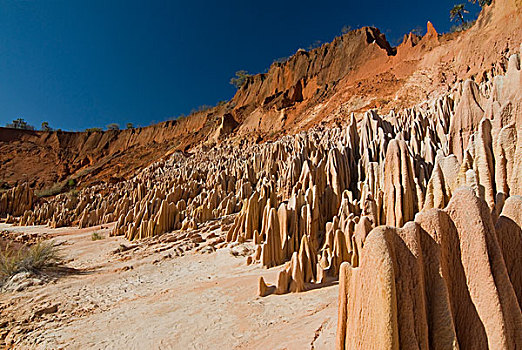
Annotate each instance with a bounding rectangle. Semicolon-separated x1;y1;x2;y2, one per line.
91;231;104;241
0;241;63;281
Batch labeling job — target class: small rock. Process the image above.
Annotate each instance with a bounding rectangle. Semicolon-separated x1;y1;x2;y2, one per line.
33;304;59;319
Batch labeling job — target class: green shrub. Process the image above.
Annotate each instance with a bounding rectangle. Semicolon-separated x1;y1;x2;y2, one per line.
91;231;104;241
230;70;252;89
106;123;120;131
41;121;52;131
6;118;35;130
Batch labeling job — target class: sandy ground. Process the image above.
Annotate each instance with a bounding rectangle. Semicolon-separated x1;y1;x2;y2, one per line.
0;222;338;349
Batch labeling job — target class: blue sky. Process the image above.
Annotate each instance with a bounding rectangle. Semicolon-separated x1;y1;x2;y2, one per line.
0;0;482;131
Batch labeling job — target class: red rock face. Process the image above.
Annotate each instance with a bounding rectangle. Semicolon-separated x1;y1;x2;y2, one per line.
0;113;212;189
231;27;395;110
1;0;520;192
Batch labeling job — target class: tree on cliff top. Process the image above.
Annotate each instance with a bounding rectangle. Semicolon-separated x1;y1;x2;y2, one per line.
450;4;468;25
230;70;252;89
41;121;52;131
6;118;35;130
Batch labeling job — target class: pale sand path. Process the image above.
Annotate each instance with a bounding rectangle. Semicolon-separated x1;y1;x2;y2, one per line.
0;224;337;349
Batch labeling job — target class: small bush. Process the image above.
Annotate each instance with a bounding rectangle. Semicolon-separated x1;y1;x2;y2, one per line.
41;121;52;131
230;70;252;89
91;231;104;241
306;40;322;51
36;182;67;197
0;241;63;280
341;25;351;34
450;20;475;33
85;127;103;133
106;123;120;131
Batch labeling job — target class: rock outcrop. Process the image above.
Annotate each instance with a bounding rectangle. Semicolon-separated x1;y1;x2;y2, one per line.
0;183;35;218
336;187;522;349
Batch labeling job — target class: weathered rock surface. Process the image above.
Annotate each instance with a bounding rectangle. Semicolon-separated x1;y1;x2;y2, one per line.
0;183;35;217
8;49;520;307
0;1;520;349
337;187;522;349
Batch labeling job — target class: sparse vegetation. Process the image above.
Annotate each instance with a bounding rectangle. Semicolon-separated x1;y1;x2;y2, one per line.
68;188;79;198
306;40;323;51
450;20;475;33
91;231;104;241
0;241;63;281
85;127;103;132
411;26;423;36
190;105;213;114
41;121;53;131
230;70;252;89
448;0;489;33
36;182;67;197
36;177;76;198
470;0;492;7
107;123;120;131
341;25;351;34
449;3;477;33
273;56;291;65
126;122;134;129
6;118;35;130
450;3;468;25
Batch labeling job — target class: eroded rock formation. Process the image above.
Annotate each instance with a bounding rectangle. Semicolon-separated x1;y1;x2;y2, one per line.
10;49;521;308
336;49;522;349
337;187;522;349
0;183;35;218
0;2;520;348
